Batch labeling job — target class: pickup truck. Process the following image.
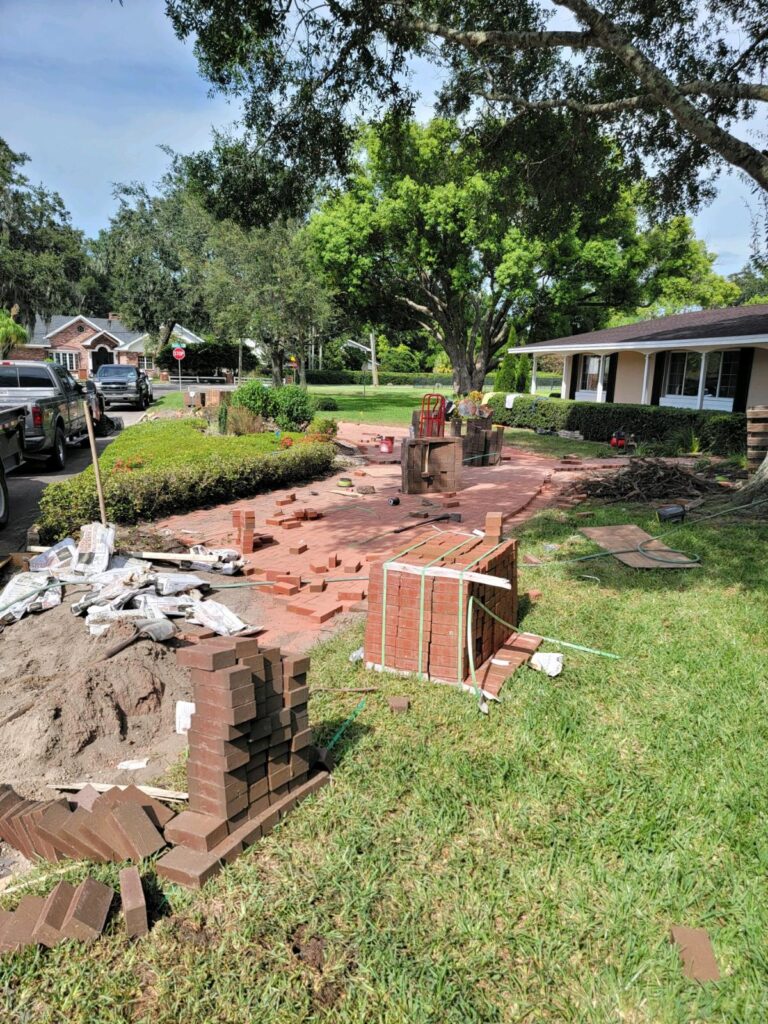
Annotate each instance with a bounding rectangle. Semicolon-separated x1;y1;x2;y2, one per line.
0;403;25;529
0;361;105;471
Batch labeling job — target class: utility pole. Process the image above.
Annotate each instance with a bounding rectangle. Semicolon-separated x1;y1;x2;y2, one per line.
369;330;379;387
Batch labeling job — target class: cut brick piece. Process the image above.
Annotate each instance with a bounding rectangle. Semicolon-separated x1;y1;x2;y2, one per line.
338;587;366;602
120;867;148;938
32;881;77;948
308;580;326;593
289;543;308;555
280;520;302;530
388;696;410;714
62;879;114;942
273;581;300;596
670;926;720;983
342;560;362;574
309;562;328;574
111;804;167;861
526;589;542;602
327;552;340;569
164;811;229;853
155;845;222;890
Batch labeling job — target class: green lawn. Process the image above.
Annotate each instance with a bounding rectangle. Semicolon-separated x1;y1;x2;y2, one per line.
154;391;185;410
503;428;613;459
4;503;768;1021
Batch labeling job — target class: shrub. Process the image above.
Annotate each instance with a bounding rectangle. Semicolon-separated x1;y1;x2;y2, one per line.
226;406;265;435
272;384;314;430
381;344;420;373
313;395;339;411
308;416;338;437
495;352;531;393
230;379;275;419
37;420;336;542
485;394;747;454
305;370;460;386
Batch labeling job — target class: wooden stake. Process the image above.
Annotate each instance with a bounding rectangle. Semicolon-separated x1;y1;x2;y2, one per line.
83;400;107;527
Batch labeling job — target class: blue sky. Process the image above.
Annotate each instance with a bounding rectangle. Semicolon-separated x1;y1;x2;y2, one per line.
1;0;764;275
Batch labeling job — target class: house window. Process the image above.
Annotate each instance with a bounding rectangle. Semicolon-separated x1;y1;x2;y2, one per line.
579;356;601;391
52;351;79;372
665;351;738;399
137;356;153;371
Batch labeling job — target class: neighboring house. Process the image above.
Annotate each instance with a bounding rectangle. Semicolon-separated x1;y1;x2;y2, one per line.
512;304;768;414
9;315;206;376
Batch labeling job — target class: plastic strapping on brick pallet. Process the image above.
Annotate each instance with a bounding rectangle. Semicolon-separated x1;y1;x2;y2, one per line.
380;536;433;674
455;539;508;688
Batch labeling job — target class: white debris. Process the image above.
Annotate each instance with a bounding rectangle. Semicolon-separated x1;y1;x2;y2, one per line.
117;758;148;770
85;605;149;636
133;593;196;619
72;522;116;576
175;700;196;734
529;652;564;677
29;539;77;574
188;545;244;575
187;598;250;635
0;573;62;624
154;573;208;595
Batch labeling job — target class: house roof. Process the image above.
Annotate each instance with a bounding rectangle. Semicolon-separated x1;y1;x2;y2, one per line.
30;315;143;348
513;303;768;356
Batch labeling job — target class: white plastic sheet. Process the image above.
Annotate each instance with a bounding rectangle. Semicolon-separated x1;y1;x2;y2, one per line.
187;599;250;635
529;652;564;677
72;522;115;576
0;573;62;624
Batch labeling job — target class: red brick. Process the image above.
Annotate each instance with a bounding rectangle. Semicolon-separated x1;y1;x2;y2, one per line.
309;600;343;623
176;639;239;672
309;562;328;574
62;878;114;941
289;543;308;555
273;581;300;596
119;866;148;938
193;681;256;709
1;895;46;952
188;789;248;819
309;580;326;593
338;587;366;602
32;881;77;947
193;698;258;726
190;664;253;691
69;784;102;813
164;811;229;853
327;552;340;569
156;845;222;890
280;519;302;530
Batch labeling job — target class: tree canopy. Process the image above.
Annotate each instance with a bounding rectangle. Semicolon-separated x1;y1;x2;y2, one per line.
165;0;768;218
309;120;736;390
0;139;89;331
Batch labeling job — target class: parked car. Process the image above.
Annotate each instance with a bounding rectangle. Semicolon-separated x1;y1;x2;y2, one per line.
0;403;25;528
94;365;151;410
0;361;94;470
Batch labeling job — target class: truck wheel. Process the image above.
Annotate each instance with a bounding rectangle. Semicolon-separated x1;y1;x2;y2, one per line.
48;426;67;471
0;467;8;529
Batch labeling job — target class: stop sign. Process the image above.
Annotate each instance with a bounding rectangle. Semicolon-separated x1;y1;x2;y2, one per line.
172;346;185;361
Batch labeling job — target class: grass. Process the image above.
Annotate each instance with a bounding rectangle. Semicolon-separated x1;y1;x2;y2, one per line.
154;391;185;410
4;502;768;1021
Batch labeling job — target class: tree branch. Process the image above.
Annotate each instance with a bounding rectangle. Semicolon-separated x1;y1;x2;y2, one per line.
478;80;768;113
410;20;599;53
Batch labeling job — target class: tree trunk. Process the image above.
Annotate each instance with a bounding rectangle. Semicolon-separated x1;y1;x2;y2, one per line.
298;351;307;387
734;450;768;502
270;345;283;388
369;330;379;387
159;321;176;347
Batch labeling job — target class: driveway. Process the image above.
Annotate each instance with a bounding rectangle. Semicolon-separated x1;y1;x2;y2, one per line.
1;408;146;555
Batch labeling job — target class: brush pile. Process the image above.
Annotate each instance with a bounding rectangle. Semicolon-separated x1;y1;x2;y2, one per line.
571;459;722;503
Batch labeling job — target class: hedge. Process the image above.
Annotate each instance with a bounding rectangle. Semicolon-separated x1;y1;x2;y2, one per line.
486;394;746;455
305;370;458;386
38;420;336;542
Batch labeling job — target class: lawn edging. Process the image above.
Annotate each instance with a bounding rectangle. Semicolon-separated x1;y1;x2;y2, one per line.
38;420;336;541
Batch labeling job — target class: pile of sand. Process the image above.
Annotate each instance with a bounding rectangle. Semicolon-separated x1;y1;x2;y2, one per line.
0;602;193;796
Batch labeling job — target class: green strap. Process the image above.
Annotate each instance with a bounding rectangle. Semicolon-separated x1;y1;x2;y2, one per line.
415;536;477;679
326;698;367;750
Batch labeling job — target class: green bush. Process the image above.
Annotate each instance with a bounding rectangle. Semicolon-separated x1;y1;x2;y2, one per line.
486;394;746;455
494;352;531;393
272;384;314;430
312;395;339;411
308;416;338;437
381;344;420;373
37;420;336;542
305;370;460;386
230;380;275;418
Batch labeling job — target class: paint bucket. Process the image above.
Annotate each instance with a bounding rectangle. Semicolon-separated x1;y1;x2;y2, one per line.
380;436;394;454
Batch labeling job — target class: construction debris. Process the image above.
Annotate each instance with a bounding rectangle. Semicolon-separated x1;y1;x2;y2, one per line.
670;925;720;983
569;459;721;503
580;525;700;569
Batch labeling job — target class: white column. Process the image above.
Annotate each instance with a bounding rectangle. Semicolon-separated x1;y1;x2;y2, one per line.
561;355;572;399
530;355;538;395
640;353;651;405
596;355;606;403
696;352;707;410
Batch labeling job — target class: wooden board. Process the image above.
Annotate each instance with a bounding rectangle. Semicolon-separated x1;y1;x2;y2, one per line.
580;524;700;569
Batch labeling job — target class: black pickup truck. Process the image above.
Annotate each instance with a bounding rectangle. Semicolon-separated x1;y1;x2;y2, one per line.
0;403;25;529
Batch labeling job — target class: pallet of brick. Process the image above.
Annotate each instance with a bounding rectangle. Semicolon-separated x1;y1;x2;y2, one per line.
363;529;520;689
401;437;463;494
158;637;328;889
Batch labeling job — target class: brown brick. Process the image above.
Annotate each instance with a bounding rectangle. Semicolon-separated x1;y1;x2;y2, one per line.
119;867;148;938
193;681;256;709
226;814;263;847
111;804;167;860
176;643;237;672
56;808;110;862
35;802;83;860
268;765;292;791
164;811;229;853
239;652;266;675
69;784;102;812
188;789;248;820
155;846;222;890
188;744;249;773
208;831;243;865
388;696;410;714
191;664;253;692
188;717;252;742
31;881;77;947
62;878;114;941
193;698;258;727
96;785;176;829
289;543;308;555
232;636;261;659
2;895;46;952
291;728;313;752
248;775;270;803
283;655;310;678
284;685;309;709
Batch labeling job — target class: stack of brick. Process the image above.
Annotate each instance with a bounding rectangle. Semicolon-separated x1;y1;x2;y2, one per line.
364;528;519;686
462;420;505;467
265;507;323;529
401;437;463;494
156;635;329;888
231;509;272;553
0;784;173;865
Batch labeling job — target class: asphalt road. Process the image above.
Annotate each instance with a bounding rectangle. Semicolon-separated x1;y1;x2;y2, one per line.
1;407;146;555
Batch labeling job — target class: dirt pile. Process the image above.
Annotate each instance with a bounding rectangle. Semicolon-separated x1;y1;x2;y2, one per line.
0;603;192;796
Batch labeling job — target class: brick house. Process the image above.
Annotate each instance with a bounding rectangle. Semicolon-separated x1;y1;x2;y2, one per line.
10;315;206;376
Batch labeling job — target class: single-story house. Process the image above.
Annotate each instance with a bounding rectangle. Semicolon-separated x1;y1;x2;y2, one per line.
9;315;206;376
513;304;768;413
